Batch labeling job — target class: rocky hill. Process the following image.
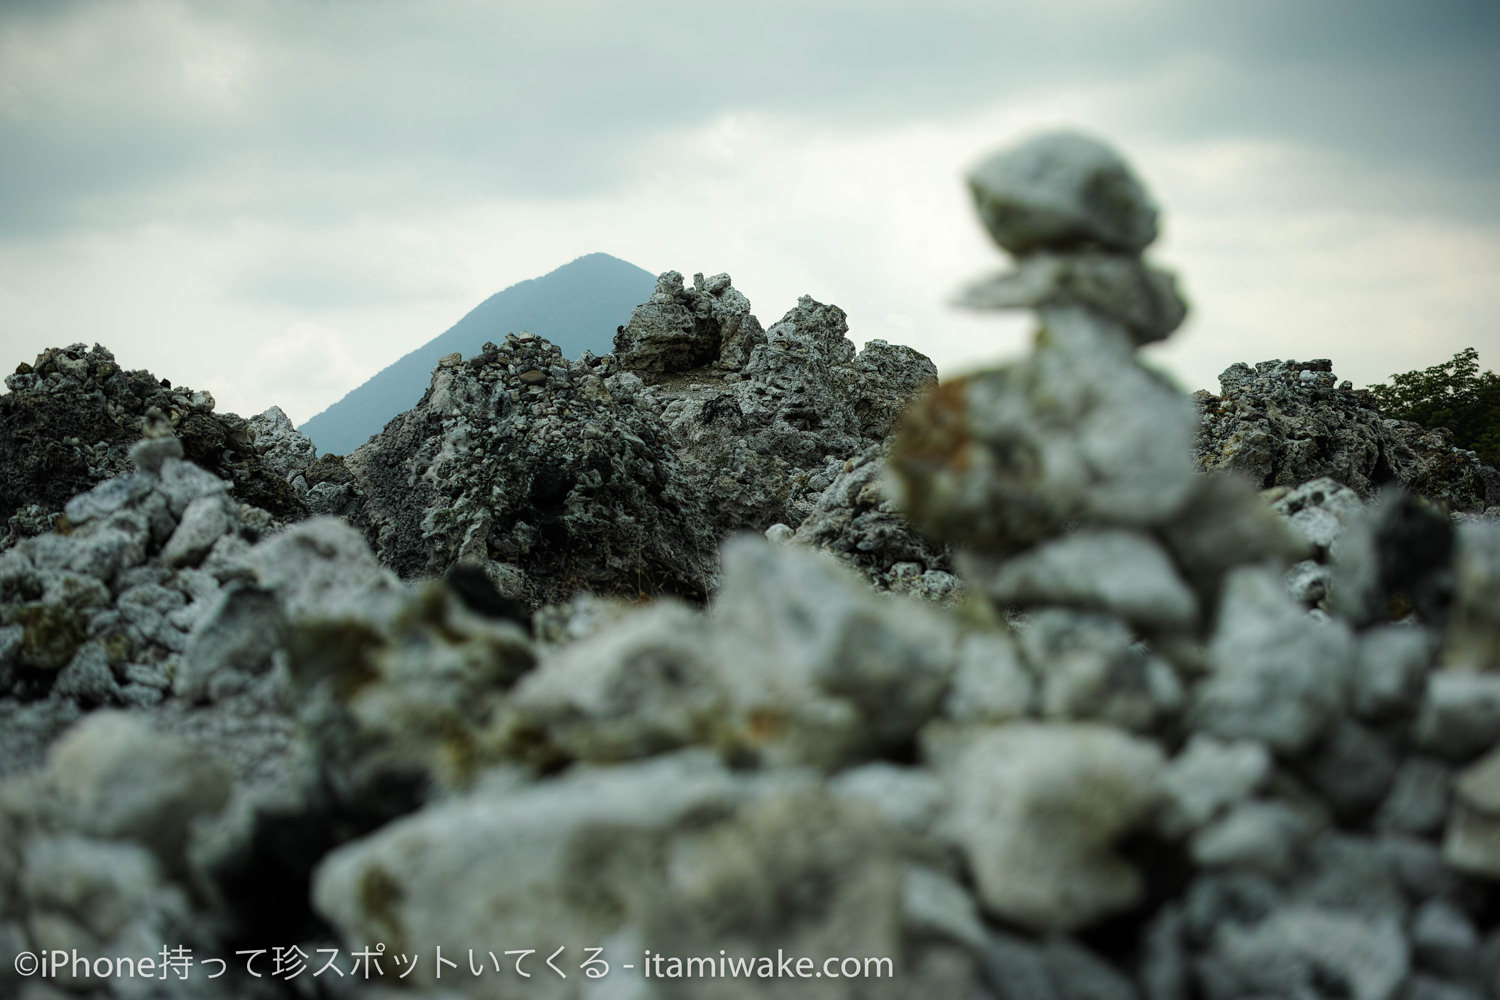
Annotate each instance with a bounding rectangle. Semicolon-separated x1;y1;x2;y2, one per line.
3;132;1500;1000
339;270;948;607
0;345;312;538
1197;357;1500;512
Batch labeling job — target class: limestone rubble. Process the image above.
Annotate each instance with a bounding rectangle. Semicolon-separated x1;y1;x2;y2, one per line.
340;271;948;605
1197;357;1500;512
0;344;310;538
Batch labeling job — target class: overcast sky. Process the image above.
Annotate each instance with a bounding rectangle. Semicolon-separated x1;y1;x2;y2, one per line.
2;0;1498;424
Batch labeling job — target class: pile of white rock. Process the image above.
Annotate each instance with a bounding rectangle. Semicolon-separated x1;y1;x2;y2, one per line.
340;275;949;608
1196;357;1500;512
0;427;301;769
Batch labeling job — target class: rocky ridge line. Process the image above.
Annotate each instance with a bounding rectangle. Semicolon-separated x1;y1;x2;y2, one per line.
1;344;313;539
342;271;952;605
1197;357;1500;513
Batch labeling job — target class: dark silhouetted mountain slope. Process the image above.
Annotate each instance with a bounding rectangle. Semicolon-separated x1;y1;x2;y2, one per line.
298;252;655;454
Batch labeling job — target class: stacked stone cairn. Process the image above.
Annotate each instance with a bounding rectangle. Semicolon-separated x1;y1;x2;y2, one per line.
887;129;1500;999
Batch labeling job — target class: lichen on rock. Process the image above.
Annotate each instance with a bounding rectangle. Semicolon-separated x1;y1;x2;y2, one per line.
344;331;720;607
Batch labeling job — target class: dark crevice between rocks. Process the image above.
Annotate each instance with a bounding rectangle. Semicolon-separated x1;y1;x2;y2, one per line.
203;768;430;958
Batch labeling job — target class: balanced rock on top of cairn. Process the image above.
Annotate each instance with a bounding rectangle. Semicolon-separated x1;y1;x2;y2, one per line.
889;131;1309;932
891;130;1298;616
957;129;1186;347
966;129;1159;255
890;130;1203;567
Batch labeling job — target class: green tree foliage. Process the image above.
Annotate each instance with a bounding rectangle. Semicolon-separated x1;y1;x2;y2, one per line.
1368;347;1500;468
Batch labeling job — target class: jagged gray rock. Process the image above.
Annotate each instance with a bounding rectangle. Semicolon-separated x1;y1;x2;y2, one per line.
342;273;942;604
612;269;764;373
1271;477;1366;554
246;405;317;482
1197;358;1500;511
635;289;940;535
345;332;719;606
1;343;312;536
792;447;958;599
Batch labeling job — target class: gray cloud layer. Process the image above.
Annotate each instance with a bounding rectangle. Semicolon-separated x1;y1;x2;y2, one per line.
6;1;1497;229
2;0;1497;420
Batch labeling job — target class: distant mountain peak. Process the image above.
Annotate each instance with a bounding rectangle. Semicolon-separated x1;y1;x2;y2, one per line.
297;254;655;455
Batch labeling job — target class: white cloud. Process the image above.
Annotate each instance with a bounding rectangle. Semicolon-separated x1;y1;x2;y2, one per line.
207;321;368;425
1154;205;1500;391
